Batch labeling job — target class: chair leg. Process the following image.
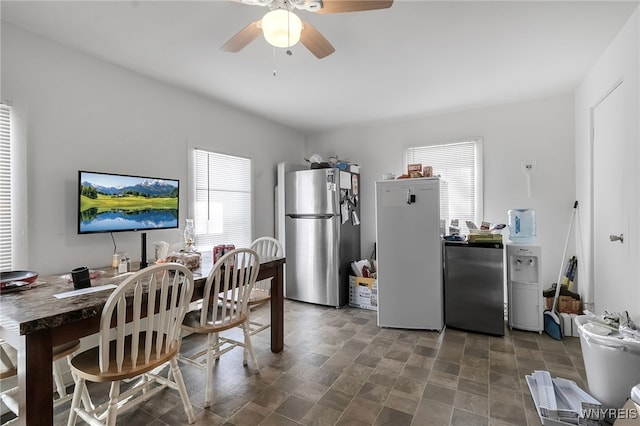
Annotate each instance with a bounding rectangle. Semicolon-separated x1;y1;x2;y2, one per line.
213;332;220;361
67;359;95;414
53;357;68;399
205;333;216;407
67;377;85;426
169;358;195;424
105;381;120;426
242;322;259;370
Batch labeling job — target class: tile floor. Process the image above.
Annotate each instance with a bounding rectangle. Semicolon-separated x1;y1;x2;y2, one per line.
17;300;590;425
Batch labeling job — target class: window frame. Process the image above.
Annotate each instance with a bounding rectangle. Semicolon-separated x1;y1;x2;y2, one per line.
190;148;254;251
404;138;484;234
0;104;12;270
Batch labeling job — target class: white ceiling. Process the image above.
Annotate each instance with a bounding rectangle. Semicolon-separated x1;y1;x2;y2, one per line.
2;1;638;132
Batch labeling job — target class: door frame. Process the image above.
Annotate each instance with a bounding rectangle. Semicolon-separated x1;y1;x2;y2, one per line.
588;77;623;313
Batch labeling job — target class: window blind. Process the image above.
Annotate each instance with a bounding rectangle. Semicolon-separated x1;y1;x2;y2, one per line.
0;104;12;271
406;140;482;234
193;149;252;250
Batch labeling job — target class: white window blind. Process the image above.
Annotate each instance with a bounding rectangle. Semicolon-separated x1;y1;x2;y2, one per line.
193;149;252;250
406;140;483;234
0;104;12;271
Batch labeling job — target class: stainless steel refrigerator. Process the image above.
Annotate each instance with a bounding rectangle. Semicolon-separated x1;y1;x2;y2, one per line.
284;168;361;307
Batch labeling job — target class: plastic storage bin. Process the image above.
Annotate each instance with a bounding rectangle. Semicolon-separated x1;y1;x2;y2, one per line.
508;209;536;243
575;315;640;409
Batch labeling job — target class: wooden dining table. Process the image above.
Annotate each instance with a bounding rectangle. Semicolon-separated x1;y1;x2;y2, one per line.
0;252;285;425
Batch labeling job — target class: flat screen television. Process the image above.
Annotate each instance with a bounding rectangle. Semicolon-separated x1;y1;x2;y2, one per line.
78;170;179;234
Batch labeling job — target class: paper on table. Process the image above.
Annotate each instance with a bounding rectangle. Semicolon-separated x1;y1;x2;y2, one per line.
54;284;117;299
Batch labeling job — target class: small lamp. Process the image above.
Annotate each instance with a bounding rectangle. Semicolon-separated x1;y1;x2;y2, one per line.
261;9;302;48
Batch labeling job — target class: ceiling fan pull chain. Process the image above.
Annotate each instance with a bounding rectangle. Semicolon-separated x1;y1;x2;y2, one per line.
273;46;277;77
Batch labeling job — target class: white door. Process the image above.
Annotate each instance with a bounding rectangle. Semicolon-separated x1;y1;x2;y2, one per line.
592;82;637;317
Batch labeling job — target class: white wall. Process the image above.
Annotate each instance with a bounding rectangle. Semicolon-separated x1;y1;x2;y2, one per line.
575;7;639;319
306;94;576;289
1;23;306;275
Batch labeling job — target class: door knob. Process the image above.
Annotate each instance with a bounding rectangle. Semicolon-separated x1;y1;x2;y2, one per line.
609;234;624;243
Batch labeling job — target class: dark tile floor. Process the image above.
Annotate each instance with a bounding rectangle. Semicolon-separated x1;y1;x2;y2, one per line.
36;300;589;425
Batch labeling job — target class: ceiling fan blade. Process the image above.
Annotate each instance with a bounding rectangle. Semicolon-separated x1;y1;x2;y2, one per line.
314;0;393;14
300;22;335;59
231;0;270;6
221;20;262;52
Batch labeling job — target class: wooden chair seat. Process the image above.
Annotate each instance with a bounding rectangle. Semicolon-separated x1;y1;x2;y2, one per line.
70;333;176;383
182;305;247;333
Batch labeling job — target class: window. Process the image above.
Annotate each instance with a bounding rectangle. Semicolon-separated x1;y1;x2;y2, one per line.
406;139;483;234
0;104;11;271
193;149;252;250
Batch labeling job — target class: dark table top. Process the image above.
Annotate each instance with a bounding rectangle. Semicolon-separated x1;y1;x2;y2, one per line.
0;252;284;338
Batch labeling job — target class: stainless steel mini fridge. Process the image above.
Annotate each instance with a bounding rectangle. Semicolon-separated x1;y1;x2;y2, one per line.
443;242;505;336
284;168;360;307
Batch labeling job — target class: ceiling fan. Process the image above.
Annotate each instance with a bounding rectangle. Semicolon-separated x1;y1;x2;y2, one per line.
221;0;393;59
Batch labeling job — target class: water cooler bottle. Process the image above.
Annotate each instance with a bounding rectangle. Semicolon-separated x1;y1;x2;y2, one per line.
507;244;543;332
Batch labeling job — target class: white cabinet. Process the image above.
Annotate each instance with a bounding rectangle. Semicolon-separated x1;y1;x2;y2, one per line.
507;244;543;332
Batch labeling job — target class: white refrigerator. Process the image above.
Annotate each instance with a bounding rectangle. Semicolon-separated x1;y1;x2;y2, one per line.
375;178;443;330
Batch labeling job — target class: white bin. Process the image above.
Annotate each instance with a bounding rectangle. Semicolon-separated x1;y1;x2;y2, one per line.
575;315;640;409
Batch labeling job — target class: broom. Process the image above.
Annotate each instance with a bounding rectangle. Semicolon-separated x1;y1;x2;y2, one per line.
544;201;578;340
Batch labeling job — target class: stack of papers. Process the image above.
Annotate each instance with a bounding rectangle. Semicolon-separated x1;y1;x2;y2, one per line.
526;371;601;426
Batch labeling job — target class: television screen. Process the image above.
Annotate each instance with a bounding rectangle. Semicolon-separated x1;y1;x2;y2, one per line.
78;170;179;234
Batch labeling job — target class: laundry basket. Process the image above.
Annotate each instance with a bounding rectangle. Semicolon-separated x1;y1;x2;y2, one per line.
575;315;640;409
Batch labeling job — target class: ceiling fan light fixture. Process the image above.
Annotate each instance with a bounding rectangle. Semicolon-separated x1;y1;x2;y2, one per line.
261;9;302;48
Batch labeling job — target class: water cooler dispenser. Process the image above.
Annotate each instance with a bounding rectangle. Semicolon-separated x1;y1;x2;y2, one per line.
507;244;543;332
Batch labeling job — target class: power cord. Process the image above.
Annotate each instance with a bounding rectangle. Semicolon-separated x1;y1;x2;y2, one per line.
111;232;117;254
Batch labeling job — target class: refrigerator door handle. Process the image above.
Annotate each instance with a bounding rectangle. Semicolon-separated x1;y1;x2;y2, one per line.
287;214;334;219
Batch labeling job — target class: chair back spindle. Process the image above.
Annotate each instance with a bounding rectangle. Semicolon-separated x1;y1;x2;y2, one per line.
98;264;194;374
201;249;260;329
250;237;283;258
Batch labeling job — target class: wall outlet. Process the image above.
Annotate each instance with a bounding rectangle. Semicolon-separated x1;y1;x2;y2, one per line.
522;161;537;174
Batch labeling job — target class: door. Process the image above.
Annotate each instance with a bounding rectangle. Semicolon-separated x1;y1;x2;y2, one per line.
593;82;637;316
285;215;341;306
285;169;338;216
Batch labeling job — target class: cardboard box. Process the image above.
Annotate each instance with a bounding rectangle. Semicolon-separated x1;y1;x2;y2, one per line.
407;163;423;178
349;276;378;311
467;232;502;244
544;296;582;314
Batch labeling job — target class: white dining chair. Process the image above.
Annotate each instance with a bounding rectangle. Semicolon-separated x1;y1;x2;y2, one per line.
247;236;283;335
179;248;260;407
0;339;88;424
66;263;195;426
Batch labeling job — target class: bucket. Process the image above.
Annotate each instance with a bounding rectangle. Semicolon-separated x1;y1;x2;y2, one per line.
575;315;640;409
508;209;536;243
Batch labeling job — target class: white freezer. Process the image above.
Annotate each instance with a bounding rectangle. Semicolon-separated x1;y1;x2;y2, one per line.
375;178;443;330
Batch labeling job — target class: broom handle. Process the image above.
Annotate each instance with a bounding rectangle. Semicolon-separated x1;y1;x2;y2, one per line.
552;201;578;312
